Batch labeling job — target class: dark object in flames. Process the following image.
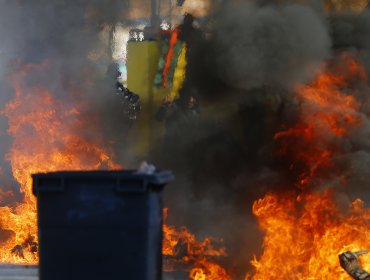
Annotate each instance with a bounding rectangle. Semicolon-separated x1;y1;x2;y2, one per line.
339;251;370;280
116;84;141;120
11;235;37;259
32;170;174;280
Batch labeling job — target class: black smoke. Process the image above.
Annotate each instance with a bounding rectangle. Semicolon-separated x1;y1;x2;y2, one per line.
150;1;370;277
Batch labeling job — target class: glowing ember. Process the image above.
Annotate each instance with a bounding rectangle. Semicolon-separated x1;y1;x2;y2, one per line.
250;54;370;279
0;62;120;264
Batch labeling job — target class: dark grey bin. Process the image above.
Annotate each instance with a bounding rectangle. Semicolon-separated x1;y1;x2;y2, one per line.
32;170;174;280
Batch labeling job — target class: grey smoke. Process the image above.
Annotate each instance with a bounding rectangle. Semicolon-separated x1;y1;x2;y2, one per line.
210;2;331;91
0;0;131;201
331;10;370;77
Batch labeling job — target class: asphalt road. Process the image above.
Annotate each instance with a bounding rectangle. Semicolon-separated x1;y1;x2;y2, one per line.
0;266;37;280
0;266;187;280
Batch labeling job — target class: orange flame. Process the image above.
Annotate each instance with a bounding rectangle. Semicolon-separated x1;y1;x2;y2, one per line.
0;62;230;278
3;54;369;280
251;191;370;279
0;62;120;264
274;54;364;190
162;208;231;278
250;54;370;279
189;259;232;280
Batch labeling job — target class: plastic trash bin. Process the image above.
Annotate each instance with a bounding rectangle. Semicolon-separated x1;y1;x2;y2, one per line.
32;170;174;280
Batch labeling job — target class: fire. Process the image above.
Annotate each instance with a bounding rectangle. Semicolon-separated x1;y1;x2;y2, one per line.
0;62;120;264
250;54;370;279
274;53;364;190
0;60;229;278
162;208;231;279
189;259;232;280
1;54;369;280
251;191;370;279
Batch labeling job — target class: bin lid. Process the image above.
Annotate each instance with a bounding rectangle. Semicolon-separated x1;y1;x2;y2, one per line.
32;170;174;194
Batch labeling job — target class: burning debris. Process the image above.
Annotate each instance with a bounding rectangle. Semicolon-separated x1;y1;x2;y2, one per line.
162;208;229;278
11;235;37;260
339;250;370;279
189;260;232;280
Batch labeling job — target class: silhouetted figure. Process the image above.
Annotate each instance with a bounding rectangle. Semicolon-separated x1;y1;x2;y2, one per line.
177;13;200;47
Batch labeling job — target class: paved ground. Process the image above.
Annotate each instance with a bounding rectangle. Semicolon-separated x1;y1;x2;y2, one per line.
0;266;187;280
0;266;38;280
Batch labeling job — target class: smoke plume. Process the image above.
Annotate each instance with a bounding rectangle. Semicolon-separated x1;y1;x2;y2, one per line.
210;2;331;91
2;0;370;277
153;1;370;276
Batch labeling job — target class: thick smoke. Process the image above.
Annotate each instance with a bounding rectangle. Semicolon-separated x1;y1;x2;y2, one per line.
323;12;370;203
148;2;328;276
152;1;370;277
0;0;131;204
331;10;370;74
210;3;331;91
0;1;141;255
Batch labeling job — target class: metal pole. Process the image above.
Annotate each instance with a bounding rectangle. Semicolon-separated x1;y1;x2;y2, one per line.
169;0;172;28
151;0;158;27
